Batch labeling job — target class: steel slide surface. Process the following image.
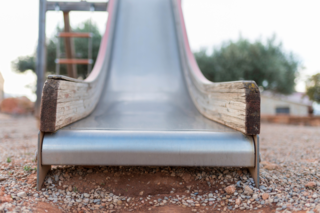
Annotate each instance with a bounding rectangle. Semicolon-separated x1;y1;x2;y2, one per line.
42;0;255;166
62;0;238;132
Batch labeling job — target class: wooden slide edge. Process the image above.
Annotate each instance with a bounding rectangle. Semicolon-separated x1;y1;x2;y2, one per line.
39;79;59;132
173;0;260;135
244;82;261;135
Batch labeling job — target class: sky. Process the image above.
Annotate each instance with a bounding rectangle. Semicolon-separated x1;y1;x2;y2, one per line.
0;0;319;102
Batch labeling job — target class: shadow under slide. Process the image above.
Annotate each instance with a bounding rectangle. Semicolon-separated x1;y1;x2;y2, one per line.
41;0;255;169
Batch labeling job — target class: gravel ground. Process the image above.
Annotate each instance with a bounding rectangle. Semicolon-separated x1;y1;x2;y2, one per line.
0;113;320;213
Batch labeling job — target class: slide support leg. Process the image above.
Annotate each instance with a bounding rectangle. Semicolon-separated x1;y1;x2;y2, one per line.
37;132;51;191
249;135;260;188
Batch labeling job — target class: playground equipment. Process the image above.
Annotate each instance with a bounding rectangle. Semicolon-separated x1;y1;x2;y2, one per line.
54;2;95;77
55;32;93;76
37;0;260;190
35;0;107;114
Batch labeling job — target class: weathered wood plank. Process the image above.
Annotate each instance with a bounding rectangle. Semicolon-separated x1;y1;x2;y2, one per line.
39;79;59;132
172;0;260;135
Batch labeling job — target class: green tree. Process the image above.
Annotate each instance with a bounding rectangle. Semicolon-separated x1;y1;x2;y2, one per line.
306;73;320;103
13;56;35;73
194;36;301;94
12;20;101;79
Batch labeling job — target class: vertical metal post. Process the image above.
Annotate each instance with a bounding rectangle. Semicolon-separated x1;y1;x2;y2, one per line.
87;34;92;75
249;135;260;188
55;35;60;75
35;0;47;118
37;131;51;190
87;4;94;76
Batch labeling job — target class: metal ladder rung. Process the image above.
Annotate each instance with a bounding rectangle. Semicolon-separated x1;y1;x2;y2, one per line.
56;31;93;76
57;32;92;38
55;59;93;64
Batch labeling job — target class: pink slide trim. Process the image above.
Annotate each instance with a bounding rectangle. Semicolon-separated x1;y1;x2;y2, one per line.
176;0;211;84
85;0;116;82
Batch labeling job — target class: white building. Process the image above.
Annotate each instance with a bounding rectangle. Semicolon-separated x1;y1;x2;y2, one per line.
261;91;313;116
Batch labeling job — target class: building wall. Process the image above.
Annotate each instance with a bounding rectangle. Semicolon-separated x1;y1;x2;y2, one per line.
261;96;309;116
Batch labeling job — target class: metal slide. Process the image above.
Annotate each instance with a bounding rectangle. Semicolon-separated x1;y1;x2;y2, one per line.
39;0;258;188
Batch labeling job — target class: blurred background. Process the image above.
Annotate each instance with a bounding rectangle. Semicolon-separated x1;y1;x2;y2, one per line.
0;0;319;121
1;2;320;212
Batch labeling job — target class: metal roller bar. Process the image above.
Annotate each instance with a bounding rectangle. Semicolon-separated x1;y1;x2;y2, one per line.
42;130;255;167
